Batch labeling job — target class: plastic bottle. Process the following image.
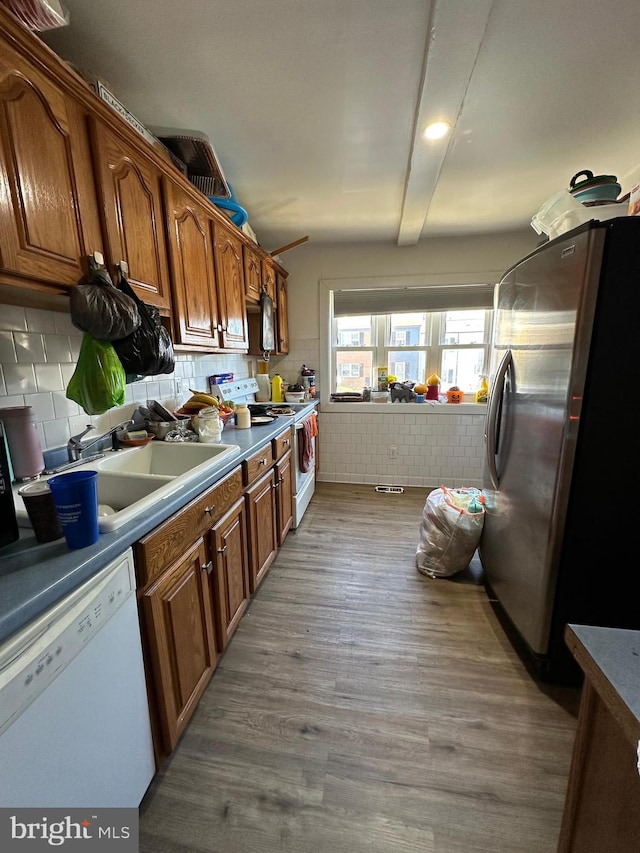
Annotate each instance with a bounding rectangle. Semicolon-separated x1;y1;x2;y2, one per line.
235;404;251;429
271;373;284;402
0;424;19;548
300;365;316;399
475;377;489;404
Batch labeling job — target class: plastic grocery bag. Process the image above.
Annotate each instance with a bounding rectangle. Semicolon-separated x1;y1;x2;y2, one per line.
112;274;175;379
66;334;126;415
416;485;485;578
69;267;140;341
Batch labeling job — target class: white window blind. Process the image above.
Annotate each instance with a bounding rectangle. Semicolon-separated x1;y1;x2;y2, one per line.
333;283;495;317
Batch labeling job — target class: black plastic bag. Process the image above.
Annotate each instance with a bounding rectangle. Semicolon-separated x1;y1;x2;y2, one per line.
69;267;141;341
112;274;175;377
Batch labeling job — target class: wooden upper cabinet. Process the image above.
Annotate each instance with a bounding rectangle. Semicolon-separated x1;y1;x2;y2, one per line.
213;220;248;351
163;178;221;350
261;257;276;302
88;118;171;309
0;42;103;292
275;272;290;354
243;242;262;304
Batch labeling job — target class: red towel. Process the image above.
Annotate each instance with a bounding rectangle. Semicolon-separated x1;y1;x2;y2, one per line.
298;417;315;473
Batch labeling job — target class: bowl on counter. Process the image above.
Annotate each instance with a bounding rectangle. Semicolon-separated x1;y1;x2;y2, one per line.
284;391;305;403
117;432;155;448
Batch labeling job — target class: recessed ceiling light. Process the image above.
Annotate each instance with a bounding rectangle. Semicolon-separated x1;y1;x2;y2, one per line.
423;121;451;140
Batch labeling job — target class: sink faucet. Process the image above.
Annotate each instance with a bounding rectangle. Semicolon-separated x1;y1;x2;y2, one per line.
67;420;133;462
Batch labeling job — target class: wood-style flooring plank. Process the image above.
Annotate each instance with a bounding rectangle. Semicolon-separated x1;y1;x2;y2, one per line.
139;483;579;853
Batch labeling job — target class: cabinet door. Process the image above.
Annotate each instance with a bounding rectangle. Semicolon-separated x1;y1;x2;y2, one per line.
275;447;294;545
141;538;218;755
0;45;103;291
245;468;278;593
213;220;248;350
209;496;250;650
276;272;290;354
89;118;171;309
261;256;276;302
164;178;222;349
243;242;262;304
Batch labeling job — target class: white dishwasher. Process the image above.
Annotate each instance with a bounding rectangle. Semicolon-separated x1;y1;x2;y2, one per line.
0;548;155;808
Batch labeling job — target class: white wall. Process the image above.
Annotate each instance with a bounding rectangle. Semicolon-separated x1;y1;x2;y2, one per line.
0;229;536;484
268;230;536;487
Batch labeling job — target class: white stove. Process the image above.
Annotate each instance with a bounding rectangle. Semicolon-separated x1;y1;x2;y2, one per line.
210;378;316;529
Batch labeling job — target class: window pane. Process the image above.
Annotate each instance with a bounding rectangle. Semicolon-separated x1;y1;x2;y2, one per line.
388;313;427;346
442;310;486;344
336;315;372;346
335;351;373;392
387;351;427;384
441;348;485;391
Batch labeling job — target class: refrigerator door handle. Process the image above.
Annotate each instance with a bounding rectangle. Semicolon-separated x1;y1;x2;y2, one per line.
484;349;512;489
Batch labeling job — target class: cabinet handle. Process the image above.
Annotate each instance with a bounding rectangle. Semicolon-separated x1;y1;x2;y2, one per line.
274;479;280;489
204;506;215;516
203;560;214;574
217;545;227;556
283;439;290;446
260;458;267;466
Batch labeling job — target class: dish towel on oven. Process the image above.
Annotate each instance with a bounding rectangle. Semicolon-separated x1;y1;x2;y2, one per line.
298;417;315;473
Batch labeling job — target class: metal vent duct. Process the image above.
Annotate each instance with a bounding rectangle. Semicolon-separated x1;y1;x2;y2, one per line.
148;126;231;199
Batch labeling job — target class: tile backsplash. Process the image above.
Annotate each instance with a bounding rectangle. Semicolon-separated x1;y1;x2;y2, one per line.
0;305;252;454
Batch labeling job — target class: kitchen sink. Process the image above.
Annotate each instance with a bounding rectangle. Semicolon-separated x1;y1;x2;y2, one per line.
14;441;241;534
97;441;238;476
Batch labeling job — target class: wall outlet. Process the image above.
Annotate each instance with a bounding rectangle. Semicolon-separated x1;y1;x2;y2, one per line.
389;446;398;459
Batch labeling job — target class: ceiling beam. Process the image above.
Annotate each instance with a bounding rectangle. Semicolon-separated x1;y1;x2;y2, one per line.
397;0;495;246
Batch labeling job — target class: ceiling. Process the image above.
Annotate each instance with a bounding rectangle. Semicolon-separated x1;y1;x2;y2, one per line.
39;0;640;253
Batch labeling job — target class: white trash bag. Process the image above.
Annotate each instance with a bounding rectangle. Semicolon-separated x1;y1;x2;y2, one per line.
416;485;485;579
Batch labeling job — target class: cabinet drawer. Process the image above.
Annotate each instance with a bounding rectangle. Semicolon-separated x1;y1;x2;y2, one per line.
242;443;274;486
135;466;243;585
272;426;294;460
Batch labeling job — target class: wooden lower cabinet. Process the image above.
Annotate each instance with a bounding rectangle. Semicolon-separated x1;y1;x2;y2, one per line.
134;442;294;759
209;496;250;650
275;447;294;545
139;537;218;756
245;468;278;593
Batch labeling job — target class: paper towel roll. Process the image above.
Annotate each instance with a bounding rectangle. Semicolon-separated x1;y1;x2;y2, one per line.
256;374;271;402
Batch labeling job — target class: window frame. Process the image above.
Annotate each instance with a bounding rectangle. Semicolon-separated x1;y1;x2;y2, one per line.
320;272;501;403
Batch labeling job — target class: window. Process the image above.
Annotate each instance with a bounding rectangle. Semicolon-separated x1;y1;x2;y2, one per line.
339;362;363;378
321;273;498;400
331;309;492;395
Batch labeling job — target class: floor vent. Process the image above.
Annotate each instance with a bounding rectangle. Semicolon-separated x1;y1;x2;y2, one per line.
375;485;405;494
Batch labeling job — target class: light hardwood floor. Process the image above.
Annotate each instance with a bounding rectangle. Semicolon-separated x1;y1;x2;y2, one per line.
139;483;580;853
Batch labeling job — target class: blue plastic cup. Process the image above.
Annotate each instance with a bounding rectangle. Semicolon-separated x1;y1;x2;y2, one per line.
47;470;99;549
415;394;426;403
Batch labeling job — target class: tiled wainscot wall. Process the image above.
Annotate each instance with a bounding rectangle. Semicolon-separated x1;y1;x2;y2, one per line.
317;406;485;489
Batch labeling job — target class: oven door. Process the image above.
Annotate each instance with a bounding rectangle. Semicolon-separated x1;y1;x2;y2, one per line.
293;419;316;528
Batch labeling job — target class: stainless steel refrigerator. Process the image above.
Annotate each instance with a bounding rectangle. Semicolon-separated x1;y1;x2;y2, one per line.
479;216;640;685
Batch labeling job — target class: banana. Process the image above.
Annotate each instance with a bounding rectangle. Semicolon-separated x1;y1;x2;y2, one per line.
188;392;219;407
182;400;211;412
